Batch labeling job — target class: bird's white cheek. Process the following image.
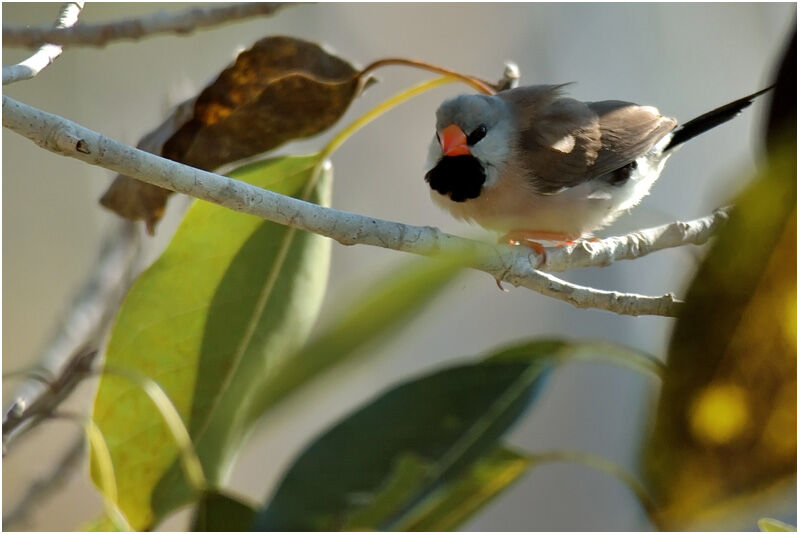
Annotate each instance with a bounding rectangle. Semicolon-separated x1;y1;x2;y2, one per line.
468;129;511;189
481;162;501;188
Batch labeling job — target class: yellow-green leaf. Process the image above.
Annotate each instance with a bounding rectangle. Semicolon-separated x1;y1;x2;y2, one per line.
399;447;533;531
644;145;796;529
248;252;474;420
759;517;796;532
90;155;332;529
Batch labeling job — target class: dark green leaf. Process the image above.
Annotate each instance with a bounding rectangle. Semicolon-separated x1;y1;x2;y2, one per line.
254;356;553;530
397;446;533;531
191;491;256;532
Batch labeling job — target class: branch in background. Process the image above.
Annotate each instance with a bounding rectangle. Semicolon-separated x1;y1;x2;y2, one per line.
2;221;142;453
3;435;85;529
1;95;704;316
3;3;291;48
2;2;84;85
3;350;97;452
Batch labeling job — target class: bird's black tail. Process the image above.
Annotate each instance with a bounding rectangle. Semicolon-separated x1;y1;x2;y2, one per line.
664;86;775;151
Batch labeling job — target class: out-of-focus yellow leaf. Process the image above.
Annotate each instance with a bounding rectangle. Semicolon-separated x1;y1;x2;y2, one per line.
643;143;796;529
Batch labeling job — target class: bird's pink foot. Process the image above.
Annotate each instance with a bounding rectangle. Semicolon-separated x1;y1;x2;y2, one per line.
499;230;579;260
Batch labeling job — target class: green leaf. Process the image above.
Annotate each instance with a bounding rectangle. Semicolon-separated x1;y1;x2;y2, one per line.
191;491;256;531
90;155;332;529
247;252;474;422
254;354;553;530
253;337;667;531
643;144;796;529
398;447;533;531
79;515;119;531
759;518;796;532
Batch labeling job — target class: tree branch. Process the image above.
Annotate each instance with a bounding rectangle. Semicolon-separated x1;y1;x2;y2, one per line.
3;350;98;452
0;95;702;317
2;2;84;85
3;3;291;49
2;221;142;452
540;208;730;272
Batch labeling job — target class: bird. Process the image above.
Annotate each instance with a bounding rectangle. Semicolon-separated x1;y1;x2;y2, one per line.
424;84;773;253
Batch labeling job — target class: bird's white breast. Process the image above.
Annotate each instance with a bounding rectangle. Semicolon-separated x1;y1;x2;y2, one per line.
430;134;673;238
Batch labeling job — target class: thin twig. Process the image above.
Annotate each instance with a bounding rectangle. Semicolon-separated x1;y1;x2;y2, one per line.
2;221;142;453
2;2;84;85
3;3;291;48
3;350;98;451
3;435;85;529
0;95;703;317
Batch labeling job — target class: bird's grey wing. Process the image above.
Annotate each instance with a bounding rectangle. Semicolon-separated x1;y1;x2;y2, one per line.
503;90;603;194
585;100;678;180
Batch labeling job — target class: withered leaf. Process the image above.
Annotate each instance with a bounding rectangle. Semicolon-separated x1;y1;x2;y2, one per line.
99;98;195;232
100;36;372;233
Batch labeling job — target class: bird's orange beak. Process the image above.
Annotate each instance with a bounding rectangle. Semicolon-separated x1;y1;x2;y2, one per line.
439;124;470;157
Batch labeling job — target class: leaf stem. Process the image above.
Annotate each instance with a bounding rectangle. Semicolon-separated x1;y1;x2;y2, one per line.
99;366;207;494
557;342;666;380
1;368;52;384
50;411;133;531
309;76;457;198
359;58;498;95
522;448;660;526
319;75;456;162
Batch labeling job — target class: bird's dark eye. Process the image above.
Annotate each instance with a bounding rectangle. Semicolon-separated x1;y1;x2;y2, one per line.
467;124;487;146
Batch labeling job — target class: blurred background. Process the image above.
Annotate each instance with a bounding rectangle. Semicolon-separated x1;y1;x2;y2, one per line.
2;2;795;530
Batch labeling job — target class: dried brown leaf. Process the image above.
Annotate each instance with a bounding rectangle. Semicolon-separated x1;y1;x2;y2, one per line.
100;36;371;233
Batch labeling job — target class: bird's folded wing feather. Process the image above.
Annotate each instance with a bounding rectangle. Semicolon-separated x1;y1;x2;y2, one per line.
501;86;677;193
585;100;678;179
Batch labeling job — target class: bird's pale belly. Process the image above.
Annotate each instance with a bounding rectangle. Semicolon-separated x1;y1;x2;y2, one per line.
431;153;669;238
432;181;612;237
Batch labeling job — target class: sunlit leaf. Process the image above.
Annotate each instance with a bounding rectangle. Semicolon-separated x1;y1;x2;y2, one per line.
80;515;118;531
254;354;553;530
191;491;256;531
91;155;332;529
101;35;372;232
398;446;533;531
643;144;796;529
759;517;796;532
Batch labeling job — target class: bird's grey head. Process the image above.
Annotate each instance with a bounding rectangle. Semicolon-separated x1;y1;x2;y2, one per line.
425;94;514;203
434;94;513;173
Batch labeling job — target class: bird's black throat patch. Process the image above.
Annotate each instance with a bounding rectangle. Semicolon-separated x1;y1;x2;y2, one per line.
425;155;486;202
